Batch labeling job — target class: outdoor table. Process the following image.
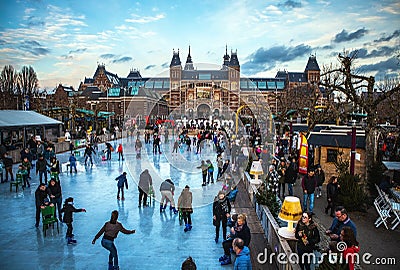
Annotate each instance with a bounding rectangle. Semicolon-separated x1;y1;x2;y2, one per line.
390;188;400;203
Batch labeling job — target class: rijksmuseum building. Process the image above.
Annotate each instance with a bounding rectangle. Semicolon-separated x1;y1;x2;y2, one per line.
52;46;323;129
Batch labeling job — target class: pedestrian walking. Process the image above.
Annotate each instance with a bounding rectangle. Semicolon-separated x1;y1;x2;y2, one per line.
117;144;124;161
61;197;86;244
266;165;279;196
325;176;340;217
315;164;325;197
35;183;50;227
69;153;77;173
285;157;298;196
36;154;48;184
178;185;193;232
159;179;178;213
232;238;252;270
301;167;317;213
138;169;152;207
172;138;180;154
295;211;320;270
92;210;136;270
277;158;287;198
48;178;63;221
213;191;231;243
115;172;128;200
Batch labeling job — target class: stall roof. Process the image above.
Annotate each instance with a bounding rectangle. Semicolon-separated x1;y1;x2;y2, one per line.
0;110;62;129
382;161;400;171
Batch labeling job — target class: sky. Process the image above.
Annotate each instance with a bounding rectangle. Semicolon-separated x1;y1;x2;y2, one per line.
0;0;399;90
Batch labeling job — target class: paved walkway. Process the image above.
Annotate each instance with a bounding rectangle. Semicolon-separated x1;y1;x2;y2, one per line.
0;137;261;270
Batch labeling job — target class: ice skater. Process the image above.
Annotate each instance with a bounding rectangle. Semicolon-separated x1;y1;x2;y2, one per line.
61;197;86;244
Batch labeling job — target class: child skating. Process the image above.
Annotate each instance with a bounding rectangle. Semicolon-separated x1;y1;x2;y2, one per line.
61;197;86;244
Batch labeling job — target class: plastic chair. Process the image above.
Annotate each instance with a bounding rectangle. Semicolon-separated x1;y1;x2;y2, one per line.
50;172;59;182
41;205;59;237
10;173;24;192
148;185;155;206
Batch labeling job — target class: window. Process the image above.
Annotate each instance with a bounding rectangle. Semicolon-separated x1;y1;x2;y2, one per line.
327;149;338;163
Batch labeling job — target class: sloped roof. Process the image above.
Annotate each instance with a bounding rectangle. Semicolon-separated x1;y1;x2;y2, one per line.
170;51;182;67
305;55;320;71
288;72;307;83
0;110;62;129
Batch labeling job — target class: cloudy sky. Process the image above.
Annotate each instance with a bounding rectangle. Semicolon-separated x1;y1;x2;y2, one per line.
0;0;399;90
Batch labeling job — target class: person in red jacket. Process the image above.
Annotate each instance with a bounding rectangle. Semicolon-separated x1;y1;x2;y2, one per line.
117;144;124;161
340;226;360;270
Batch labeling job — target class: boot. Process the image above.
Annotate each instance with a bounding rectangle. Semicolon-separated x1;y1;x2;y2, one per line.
67;237;76;245
219;254;228;262
171;207;178;214
108;262;113;270
220;255;231;265
113;267;119;270
188;224;192;231
184;224;190;232
160;204;164;213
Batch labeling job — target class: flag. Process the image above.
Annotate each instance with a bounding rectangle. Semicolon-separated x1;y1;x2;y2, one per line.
298;133;308;174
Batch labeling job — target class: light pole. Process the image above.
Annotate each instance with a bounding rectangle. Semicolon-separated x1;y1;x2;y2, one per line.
350;120;356;175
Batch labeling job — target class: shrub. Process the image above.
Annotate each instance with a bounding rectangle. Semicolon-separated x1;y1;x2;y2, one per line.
255;183;281;218
337;173;368;212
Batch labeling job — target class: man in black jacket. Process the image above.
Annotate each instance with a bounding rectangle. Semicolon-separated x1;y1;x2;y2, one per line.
213;191;231;243
35;183;50;227
3;153;13;182
301;167;317;213
36;155;48;184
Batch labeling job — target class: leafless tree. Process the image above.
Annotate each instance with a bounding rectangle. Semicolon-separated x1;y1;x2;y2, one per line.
0;65;18;109
16;66;39;110
320;51;400;181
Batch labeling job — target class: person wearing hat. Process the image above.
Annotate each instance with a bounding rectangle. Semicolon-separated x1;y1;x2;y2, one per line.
301;167;317;213
178;185;193;232
213;190;231;243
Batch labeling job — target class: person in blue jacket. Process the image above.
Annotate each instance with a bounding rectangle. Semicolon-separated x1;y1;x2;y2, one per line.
115;172;128;200
232;238;252;270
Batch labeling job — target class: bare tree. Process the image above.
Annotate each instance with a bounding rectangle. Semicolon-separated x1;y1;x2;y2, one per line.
16;66;39;110
0;65;17;109
320;51;400;181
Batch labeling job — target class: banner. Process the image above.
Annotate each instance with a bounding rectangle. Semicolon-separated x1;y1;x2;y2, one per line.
298;133;308;174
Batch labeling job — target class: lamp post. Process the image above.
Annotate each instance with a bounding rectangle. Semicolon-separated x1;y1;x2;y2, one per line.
350;120;356;175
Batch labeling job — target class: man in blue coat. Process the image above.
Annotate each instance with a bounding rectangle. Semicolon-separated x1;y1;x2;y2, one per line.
232;238;252;270
115;172;128;200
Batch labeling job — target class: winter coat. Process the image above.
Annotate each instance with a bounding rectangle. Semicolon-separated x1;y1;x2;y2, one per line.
138;171;152;193
48;182;62;199
178;188;193;213
343;245;360;270
84;146;96;156
50;160;60;173
266;170;280;195
160;179;175;193
285;162;298;184
234;246;252;270
295;220;320;252
328;217;357;238
35;187;50;208
315;169;326;186
277;162;286;184
3;156;13;167
22;160;31;171
94;221;133;241
232;223;251;247
327;182;339;201
69;155;77;164
301;175;317;194
36;158;47;173
116;174;128;189
213;197;231;221
61;203;84;223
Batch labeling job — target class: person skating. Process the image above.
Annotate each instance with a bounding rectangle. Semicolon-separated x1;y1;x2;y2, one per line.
61;197;86;244
69;153;77;173
84;144;96;165
48;178;63;221
138;169;152;207
197;160;208;186
206;159;215;184
92;210;135;270
36;154;48;184
135;138;142;159
115;172;128;200
213;191;231;243
178;185;193;232
117;144;124;161
159;179;178;214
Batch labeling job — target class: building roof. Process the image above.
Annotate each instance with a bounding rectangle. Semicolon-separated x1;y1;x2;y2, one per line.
305;55;320;72
308;132;366;149
0;110;62;129
287;72;307;83
170;50;182;67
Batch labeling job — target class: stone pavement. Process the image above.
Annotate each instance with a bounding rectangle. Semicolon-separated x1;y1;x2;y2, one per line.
0;137;267;270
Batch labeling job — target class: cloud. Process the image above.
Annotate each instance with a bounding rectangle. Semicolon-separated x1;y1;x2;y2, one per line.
351;46;397;59
242;44;312;74
333;28;368;43
145;65;156;70
19;40;50;56
125;14;165;24
359;57;400;74
161;62;169;68
374;30;400;43
112;57;132;63
69;48;87;54
278;0;302;9
100;54;116;59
